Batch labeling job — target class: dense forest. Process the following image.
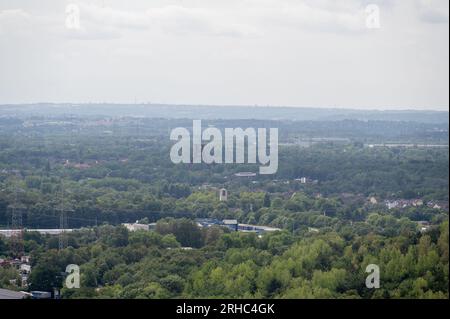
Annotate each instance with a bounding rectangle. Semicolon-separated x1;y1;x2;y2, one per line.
0;112;448;299
0;220;448;299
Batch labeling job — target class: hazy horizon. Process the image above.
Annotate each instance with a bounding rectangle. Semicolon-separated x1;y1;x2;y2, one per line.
0;102;448;112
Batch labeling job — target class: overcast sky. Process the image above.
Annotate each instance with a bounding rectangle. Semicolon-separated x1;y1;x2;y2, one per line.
0;0;448;110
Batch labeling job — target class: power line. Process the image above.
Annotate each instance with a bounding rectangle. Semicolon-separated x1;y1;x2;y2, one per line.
56;180;69;251
9;182;25;258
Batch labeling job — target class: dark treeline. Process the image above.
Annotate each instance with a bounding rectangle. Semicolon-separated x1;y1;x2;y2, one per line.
0;220;448;299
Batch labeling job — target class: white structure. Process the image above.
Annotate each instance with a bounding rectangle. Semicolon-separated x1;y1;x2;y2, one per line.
238;223;281;233
122;221;149;232
219;188;228;202
21;256;30;264
234;172;257;177
295;177;308;184
223;219;238;231
20;264;31;274
385;201;399;210
412;199;424;207
0;229;74;238
417;221;431;233
0;288;28;299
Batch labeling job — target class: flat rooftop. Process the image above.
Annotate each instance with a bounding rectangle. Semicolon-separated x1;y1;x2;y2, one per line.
0;288;27;299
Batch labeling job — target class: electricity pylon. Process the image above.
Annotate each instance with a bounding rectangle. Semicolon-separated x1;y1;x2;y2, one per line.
10;205;24;258
57;181;68;251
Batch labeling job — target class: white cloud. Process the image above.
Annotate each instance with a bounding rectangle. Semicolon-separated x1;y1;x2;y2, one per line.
54;1;378;41
0;8;30;22
254;3;367;33
417;0;449;23
0;9;31;35
67;3;259;39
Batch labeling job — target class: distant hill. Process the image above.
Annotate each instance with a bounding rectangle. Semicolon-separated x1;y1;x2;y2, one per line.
0;103;448;124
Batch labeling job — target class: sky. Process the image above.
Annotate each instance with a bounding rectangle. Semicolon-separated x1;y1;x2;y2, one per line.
0;0;448;110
